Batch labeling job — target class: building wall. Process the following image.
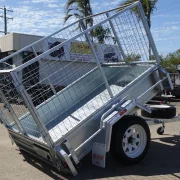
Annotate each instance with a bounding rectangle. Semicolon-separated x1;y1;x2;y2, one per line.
0;34;14;52
0;33;43;52
18;34;43;50
0;33;121;87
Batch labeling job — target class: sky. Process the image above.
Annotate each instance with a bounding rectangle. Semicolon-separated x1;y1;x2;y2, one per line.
0;0;179;55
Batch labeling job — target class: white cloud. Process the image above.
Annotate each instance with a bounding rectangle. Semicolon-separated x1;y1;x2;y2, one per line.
165;21;180;25
18;0;30;5
155;36;180;42
47;4;59;8
91;0;124;11
31;0;58;3
6;5;64;36
18;0;58;5
152;14;180;18
171;26;180;30
152;26;180;35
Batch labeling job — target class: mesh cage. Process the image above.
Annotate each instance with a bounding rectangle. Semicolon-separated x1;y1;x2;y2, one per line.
0;2;157;143
0;73;42;140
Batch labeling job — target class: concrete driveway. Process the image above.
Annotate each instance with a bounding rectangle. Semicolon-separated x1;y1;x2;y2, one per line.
1;103;180;180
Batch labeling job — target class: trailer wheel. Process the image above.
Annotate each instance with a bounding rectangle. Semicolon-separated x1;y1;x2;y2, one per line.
157;126;164;135
110;116;150;165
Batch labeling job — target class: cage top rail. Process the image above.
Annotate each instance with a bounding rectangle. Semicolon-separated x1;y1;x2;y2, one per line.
0;2;137;65
77;2;135;21
11;1;140;72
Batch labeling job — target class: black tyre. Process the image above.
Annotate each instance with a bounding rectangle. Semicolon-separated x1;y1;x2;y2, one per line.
146;100;162;105
141;105;176;119
171;87;180;98
110;116;150;165
157;126;164;135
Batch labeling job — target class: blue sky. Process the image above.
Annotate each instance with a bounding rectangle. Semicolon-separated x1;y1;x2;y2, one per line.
0;0;179;55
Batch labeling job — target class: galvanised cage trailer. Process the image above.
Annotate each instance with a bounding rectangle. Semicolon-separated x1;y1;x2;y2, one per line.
0;2;173;176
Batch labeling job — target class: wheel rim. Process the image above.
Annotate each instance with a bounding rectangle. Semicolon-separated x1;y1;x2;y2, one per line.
122;124;147;158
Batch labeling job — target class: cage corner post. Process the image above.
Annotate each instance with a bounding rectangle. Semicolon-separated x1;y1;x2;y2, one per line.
9;70;55;146
137;2;161;64
80;20;114;98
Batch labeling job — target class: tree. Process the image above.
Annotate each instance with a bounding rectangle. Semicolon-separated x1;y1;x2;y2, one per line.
93;26;115;44
119;0;157;28
126;53;141;61
64;0;93;29
161;49;180;73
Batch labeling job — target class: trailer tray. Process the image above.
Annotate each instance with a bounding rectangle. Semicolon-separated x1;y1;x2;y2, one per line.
0;1;173;176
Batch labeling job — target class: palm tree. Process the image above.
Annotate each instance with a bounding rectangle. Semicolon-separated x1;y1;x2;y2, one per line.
64;0;93;29
93;26;113;43
119;0;157;28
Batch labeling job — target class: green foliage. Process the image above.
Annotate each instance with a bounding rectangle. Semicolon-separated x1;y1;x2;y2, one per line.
93;26;109;43
119;0;158;28
92;26;116;44
126;53;141;61
64;0;93;29
161;49;180;73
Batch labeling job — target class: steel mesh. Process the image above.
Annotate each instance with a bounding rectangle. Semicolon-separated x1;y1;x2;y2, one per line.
0;2;157;143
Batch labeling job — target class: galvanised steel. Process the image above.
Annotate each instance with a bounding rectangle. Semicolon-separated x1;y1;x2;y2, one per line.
0;1;173;176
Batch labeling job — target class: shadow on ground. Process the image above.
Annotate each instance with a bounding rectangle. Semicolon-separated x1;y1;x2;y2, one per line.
20;135;180;180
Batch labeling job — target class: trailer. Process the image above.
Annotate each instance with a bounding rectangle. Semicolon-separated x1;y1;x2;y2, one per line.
0;2;173;176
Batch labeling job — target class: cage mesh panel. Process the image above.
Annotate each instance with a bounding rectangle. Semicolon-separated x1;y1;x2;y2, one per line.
0;13;112;71
0;4;156;142
18;33;110;141
0;74;42;140
0;96;16;126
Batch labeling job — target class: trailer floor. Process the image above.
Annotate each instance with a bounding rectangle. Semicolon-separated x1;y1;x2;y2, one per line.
47;85;123;142
1;100;180;180
12;85;123;143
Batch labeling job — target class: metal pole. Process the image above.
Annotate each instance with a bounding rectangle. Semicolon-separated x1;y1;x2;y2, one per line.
80;20;114;98
10;71;54;147
4;6;7;35
0;89;25;133
10;71;75;172
106;12;127;62
138;3;161;63
0;111;9;126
